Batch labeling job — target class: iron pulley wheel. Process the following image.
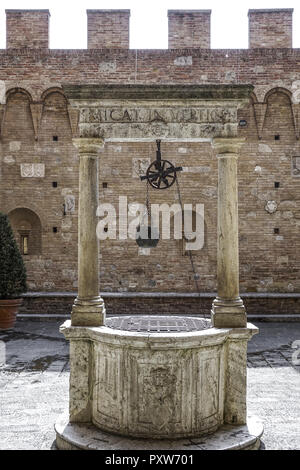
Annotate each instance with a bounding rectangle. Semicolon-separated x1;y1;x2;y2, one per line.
145;159;179;190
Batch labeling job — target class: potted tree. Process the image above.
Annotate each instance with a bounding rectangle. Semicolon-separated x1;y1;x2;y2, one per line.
0;212;27;329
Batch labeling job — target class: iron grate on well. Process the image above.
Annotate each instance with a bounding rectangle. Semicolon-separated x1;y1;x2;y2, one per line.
105;316;211;333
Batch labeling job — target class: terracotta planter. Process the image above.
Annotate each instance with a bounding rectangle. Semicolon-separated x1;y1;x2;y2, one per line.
0;299;22;329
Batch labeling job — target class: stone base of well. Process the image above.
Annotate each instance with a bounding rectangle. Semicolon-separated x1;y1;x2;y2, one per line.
59;316;259;440
55;414;263;450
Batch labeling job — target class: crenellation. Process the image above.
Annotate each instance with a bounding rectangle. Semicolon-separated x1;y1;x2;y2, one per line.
87;9;130;49
6;9;50;49
168;10;211;49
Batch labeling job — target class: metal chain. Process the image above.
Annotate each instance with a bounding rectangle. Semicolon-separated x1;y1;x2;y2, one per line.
175;178;207;317
146;179;150;216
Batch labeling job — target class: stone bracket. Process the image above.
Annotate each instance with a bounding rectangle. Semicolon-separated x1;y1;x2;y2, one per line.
253;103;267;140
30;103;43;141
68;106;80;137
292;103;300;140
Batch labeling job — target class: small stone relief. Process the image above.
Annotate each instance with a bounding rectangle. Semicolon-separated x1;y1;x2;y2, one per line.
98;61;117;73
0;81;5;104
138;247;151;256
174;56;193;66
132;158;151;178
292;156;300;176
10;141;21;152
265;200;278;214
64;195;76;213
20;163;45;178
3;155;15;164
144;367;177;431
292;80;300;103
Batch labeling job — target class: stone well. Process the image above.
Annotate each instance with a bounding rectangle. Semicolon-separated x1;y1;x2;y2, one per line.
55;84;263;450
58;316;258;440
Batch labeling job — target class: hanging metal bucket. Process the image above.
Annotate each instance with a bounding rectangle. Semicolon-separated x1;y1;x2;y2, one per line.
135;225;159;248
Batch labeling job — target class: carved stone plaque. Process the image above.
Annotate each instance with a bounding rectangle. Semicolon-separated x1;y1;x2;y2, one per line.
64;195;76;213
20;163;45;178
292;156;300;176
132;158;151;178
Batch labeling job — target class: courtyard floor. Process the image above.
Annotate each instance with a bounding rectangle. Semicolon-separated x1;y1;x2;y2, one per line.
0;319;299;450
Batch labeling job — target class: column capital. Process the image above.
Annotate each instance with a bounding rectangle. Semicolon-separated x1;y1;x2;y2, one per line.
212;137;246;155
72;137;104;155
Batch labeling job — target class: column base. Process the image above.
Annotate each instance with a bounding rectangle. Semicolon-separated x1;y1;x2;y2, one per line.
71;296;106;326
211;297;247;328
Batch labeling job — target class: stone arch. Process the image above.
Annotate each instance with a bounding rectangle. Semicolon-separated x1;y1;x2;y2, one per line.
2;88;35;141
6;87;33;103
264;87;292;104
8;208;42;256
262;87;295;140
39;87;72;143
41;87;67;103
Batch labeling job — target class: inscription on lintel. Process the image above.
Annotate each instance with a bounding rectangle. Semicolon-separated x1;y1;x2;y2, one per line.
78;106;238;140
79;107;237;125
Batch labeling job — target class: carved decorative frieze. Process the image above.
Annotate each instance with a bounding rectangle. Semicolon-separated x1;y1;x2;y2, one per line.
62;84;254;141
78;105;238;140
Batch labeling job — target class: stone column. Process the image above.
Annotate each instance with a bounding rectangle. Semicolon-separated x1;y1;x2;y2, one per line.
211;138;246;328
71;138;106;327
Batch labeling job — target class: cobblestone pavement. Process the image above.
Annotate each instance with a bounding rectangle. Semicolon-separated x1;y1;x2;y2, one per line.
0;320;299;450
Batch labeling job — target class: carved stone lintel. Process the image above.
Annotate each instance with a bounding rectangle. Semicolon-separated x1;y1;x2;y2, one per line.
253;103;267;140
30;103;43;141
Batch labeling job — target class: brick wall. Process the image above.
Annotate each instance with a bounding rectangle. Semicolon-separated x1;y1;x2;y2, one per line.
87;10;130;49
168;10;211;49
19;293;300;318
6;9;50;49
248;9;293;48
1;9;300;316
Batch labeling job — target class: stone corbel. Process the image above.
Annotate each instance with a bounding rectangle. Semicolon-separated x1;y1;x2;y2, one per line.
291;103;300;140
68;106;80;137
253;103;267;140
0;104;6;140
30;103;43;141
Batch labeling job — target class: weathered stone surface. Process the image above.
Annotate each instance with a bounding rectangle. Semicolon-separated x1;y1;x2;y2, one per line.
70;138;106;327
55;413;263;450
60;319;258;439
